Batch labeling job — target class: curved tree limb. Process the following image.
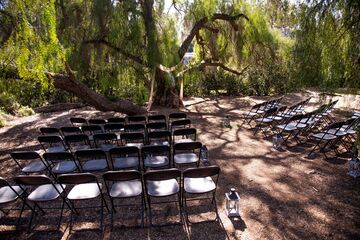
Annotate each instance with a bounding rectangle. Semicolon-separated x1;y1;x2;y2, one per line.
82;39;147;66
178;13;249;60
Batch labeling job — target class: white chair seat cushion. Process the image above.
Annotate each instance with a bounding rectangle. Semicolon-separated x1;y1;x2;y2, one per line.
110;180;142;198
67;183;101;200
256;118;273;123
294;123;307;128
175;138;194;144
47;146;67;153
184;177;216;194
144;156;169;167
312;133;337;140
71;145;90;152
269;116;282;121
147;179;179;197
174;153;198;164
0;186;23;203
82;159;108;171
327;129;347;136
52;161;78;174
149;141;170;146
22;161;47;173
243;112;257;117
99;144;117;152
276;124;297;131
113;157;139;169
28;184;65;202
125;143;143;149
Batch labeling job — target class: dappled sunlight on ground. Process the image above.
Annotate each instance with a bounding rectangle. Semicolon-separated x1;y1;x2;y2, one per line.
0;94;359;239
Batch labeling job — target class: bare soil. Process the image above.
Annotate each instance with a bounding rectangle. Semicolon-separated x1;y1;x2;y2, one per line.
0;94;359;240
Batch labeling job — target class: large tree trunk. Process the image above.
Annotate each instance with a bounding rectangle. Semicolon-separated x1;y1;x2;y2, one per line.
147;67;183;110
48;72;147;115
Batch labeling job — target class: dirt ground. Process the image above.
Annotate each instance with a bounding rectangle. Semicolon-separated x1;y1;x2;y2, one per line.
0;94;359;240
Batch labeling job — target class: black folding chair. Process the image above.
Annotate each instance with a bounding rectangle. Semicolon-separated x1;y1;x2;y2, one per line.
43;152;81;175
124;124;146;134
141;145;171;170
107;117;126;123
109;146;141;170
146;122;167;133
70;117;87;127
120;132;145;149
169;112;187;123
170;119;191;133
103;170;145;228
182;166;220;223
81;125;103;143
0;177;34;226
10;151;48;175
147;114;167;123
93;133;119;152
104;123;124;140
307;121;346;159
40;127;61;136
38;135;68;153
253;107;278;136
60;126;82;136
143;169;182;226
173;142;202;168
13;175;69;231
88;118;106;125
75;149;109;172
148;130;171;146
57;173;109;231
241;102;265;127
127;115;147;124
64;134;91;152
172;128;197;144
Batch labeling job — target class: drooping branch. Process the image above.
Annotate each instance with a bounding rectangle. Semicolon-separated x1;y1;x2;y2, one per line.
82;39;147;66
178;13;249;60
177;60;249;77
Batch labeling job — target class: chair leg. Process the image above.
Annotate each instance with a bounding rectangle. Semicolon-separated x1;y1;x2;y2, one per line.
178;193;182;224
57;199;65;230
147;197;152;227
100;197;104;231
308;140;321;158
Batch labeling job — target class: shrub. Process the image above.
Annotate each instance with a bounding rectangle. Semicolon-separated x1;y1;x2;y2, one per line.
17;106;35;117
0;92;20;114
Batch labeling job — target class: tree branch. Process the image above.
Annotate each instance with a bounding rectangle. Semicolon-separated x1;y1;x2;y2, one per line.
178;13;249;60
82;39;147;66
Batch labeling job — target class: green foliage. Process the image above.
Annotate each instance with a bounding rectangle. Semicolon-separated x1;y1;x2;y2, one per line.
17;106;35;117
0;92;19;115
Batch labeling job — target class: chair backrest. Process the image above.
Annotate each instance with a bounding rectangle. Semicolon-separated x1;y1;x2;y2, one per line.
173;141;202;152
170;119;191;130
60;126;82;136
147;114;166;123
146;122;167;132
88;118;106;125
38;135;64;144
57;173;97;184
120;132;144;143
14;175;52;186
70;117;87;126
103;170;142;182
43;151;75;163
141;145;170;157
169;112;187;121
326;121;345;132
75;149;107;160
124;124;145;133
109;146;140;157
104;123;124;132
144;168;181;181
148;130;171;143
173;128;197;137
81;125;103;134
11;151;42;161
93;133;118;148
183;165;220;178
263;107;278;117
127;115;146;124
64;134;90;146
40;127;60;135
107;117;126;123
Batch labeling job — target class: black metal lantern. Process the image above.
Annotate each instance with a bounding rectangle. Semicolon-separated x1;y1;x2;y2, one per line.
224;115;231;127
200;145;209;165
225;188;240;217
348;155;360;178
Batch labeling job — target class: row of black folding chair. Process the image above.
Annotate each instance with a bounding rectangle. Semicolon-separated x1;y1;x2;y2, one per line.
3;166;219;230
39;127;196;151
70;112;187;127
11;142;204;177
